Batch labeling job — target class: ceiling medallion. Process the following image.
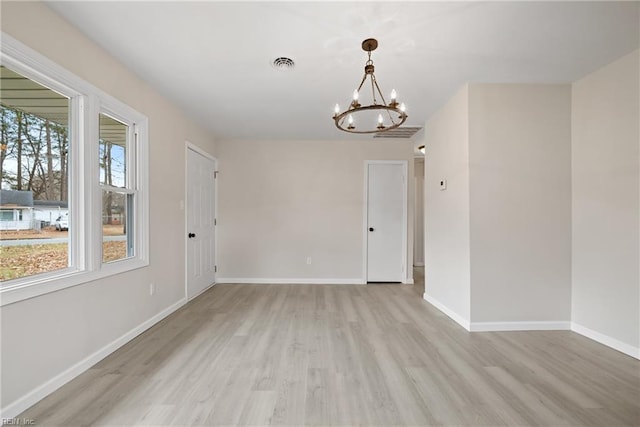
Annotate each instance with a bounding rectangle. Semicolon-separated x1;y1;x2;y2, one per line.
333;38;407;134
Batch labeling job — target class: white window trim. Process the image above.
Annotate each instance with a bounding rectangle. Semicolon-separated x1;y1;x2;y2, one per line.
0;33;149;307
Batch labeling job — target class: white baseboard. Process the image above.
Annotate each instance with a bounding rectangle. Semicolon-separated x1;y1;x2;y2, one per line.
571;322;640;360
403;278;415;285
0;298;186;419
216;278;366;285
470;321;571;332
423;292;470;331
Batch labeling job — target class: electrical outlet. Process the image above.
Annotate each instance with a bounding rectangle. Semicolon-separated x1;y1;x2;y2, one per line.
149;283;155;296
306;257;312;265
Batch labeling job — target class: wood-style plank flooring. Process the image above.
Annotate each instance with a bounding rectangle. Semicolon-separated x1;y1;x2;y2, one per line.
19;270;640;426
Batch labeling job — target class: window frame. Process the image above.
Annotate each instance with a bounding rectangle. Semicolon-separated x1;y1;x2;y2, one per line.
0;33;149;306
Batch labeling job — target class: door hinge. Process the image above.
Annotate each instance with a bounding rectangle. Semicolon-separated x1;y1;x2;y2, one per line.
214;171;219;179
215;265;218;273
214;218;217;226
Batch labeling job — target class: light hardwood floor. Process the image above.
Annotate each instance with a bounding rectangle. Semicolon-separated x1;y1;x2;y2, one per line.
19;272;640;426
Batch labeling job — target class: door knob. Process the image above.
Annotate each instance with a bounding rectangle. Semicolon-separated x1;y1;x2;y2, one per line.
369;227;374;232
188;233;196;238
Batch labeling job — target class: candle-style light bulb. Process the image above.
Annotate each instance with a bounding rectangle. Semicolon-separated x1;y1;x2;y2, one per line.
400;102;406;112
353;90;359;101
334;104;340;115
378;114;383;124
390;89;397;101
347;114;355;129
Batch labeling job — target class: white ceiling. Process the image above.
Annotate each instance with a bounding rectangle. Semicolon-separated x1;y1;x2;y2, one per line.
46;1;639;141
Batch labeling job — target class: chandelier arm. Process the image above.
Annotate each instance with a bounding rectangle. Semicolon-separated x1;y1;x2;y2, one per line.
355;73;368;95
372;77;388;107
371;75;377;105
385;108;397;125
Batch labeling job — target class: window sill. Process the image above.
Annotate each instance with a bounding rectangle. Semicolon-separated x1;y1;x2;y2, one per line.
0;258;149;307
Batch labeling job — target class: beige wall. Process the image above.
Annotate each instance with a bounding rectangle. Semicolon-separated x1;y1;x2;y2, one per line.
1;2;216;412
215;139;415;283
468;84;572;324
571;50;640;352
424;83;573;328
424;62;638;354
423;85;471;325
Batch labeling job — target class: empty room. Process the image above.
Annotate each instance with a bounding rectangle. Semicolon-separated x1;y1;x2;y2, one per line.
0;1;639;426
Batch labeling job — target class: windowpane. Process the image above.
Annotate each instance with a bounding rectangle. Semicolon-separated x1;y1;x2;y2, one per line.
99;114;127;187
0;65;70;282
102;190;133;263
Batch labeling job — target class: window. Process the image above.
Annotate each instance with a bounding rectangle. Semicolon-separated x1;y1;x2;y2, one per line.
0;33;148;305
99;113;135;263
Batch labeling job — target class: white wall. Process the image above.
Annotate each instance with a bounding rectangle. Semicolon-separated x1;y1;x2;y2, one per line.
423;85;471;326
1;2;216;414
468;84;572;325
215;139;414;283
571;50;640;355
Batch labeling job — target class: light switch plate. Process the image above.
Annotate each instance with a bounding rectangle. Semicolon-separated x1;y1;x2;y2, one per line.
439;179;447;190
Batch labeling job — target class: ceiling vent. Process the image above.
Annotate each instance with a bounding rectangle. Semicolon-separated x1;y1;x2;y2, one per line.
272;57;295;71
373;126;422;139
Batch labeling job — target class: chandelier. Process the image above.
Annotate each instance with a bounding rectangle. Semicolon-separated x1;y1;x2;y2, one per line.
333;38;408;134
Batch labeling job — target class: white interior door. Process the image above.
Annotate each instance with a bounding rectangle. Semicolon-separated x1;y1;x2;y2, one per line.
186;147;217;299
414;157;425;266
366;161;407;282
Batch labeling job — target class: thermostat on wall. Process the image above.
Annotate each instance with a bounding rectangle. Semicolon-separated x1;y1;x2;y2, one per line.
439;179;447;190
